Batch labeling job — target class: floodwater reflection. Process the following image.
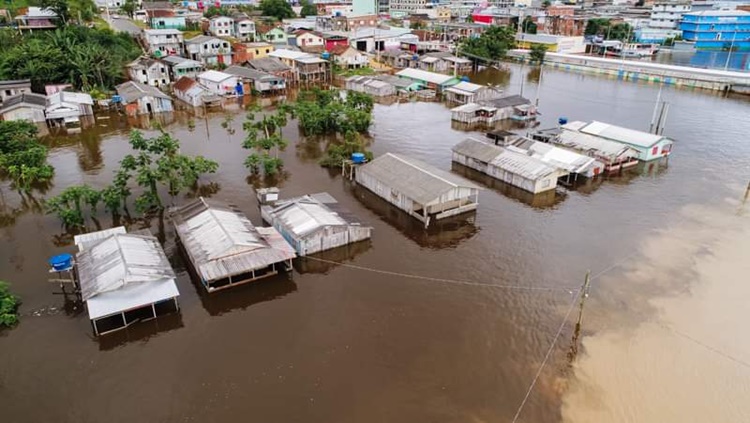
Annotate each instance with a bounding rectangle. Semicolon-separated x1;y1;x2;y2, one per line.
97;311;184;351
192;273;298;316
294;240;373;274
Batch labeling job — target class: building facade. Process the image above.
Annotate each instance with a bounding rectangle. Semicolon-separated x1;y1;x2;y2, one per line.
650;1;691;29
680;10;750;50
209;16;235;37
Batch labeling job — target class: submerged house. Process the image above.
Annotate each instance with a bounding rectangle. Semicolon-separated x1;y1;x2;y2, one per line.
452;138;564;194
116;81;173;115
444;81;502;104
395;68;459;92
161;56;204;80
0;79;32;105
261;193;373;256
45;91;94;128
171;198;296;292
563;120;674;162
225;66;286;94
0;93;47;123
345;76;396;97
451;95;532;125
355;153;482;228
508;137;606;179
197;70;240;96
74;227;180;336
172;77;222;108
531;126;640;173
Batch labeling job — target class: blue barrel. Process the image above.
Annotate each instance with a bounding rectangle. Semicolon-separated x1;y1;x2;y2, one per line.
351;153;366;164
461;76;470;82
49;253;73;271
321;51;330;60
112;95;122;103
558;117;568;125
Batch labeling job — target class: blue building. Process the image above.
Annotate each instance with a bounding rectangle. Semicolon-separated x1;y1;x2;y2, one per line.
680;10;750;50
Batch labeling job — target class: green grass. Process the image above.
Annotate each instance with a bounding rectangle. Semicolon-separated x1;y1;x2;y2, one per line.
92;16;109;30
337;67;377;77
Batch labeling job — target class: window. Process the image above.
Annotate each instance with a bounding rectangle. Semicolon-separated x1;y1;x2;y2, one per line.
651;146;658;155
5;90;11;96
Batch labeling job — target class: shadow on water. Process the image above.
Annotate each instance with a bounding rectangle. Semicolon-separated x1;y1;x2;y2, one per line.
294;240;373;274
193;273;298;317
349;183;480;249
97;311;185;351
451;162;567;210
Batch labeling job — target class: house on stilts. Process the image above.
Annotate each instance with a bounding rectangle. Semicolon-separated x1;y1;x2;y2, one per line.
73;226;180;336
261;192;372;256
170;197;296;292
354;153;481;228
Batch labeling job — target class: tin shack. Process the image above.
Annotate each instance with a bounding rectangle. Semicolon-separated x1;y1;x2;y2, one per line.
355;153;481;228
171;197;296;292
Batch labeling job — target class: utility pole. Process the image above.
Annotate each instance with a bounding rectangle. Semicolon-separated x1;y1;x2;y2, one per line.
649;84;663;134
575;270;591;332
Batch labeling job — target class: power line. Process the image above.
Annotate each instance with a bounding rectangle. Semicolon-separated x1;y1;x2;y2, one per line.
302;256;579;292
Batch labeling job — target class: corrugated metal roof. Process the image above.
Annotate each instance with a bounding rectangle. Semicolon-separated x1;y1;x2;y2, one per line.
452;138;504;163
556;129;639;159
198;70;234;83
357;153;481;205
161;56;203;68
511;138;595;174
185;35;222;44
116;81;171;102
445;81;484;94
0;93;46;113
270;49;313;60
579;120;666;148
396;68;457;86
480;95;529;109
74;226;127;252
171;198;296;282
225;66;277;81
269;194;360;238
489;149;558;180
75;230;178;319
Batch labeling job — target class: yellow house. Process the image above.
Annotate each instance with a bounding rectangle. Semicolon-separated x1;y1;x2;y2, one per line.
246;42;274;59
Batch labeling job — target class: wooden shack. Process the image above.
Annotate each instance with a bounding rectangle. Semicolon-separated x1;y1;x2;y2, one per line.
531;126;640;173
171;197;296;292
261;192;372;256
74;227;180;336
444;81;502;104
452;138;564;194
354;153;481;228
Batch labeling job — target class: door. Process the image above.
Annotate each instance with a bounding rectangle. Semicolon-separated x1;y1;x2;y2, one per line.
146;103;153;114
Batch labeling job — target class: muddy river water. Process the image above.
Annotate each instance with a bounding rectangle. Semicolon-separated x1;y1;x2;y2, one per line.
1;65;749;423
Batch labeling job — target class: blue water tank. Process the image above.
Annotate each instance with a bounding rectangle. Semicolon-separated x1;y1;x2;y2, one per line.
461;76;470;82
112;95;122;103
321;51;330;60
49;253;73;271
558;117;568;125
351;152;366;164
335;11;341;16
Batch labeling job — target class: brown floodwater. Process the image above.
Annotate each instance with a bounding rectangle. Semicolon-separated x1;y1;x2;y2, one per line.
1;65;749;423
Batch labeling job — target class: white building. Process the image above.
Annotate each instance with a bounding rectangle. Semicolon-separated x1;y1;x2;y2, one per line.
650;1;691;29
173;77;220;107
0;93;47;123
45;92;94;127
234;16;256;41
197;70;240;96
185;35;233;66
349;27;419;52
116;81;173;115
142;29;184;57
209;16;234;37
127;57;171;87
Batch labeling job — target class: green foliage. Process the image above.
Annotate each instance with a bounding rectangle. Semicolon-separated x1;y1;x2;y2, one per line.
242;106;290;176
319;131;373;168
46;185;100;228
584;19;633;41
0;281;20;328
0;26;141;92
585;18;610;36
459;25;516;62
529;43;547;64
260;0;295;20
410;20;425;30
121;0;137;18
204;5;232;18
0;121;55;192
300;0;317;17
120;130;219;213
542;0;551;7
522;16;537;34
293;88;373;136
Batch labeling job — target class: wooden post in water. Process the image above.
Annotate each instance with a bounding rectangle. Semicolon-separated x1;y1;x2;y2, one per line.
575;270;591;332
744;181;750;204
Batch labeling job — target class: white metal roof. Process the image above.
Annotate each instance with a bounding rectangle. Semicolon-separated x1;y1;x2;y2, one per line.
75;230;178;319
579;121;665;148
452;138;504;163
74;226;127;252
489;149;559;181
198;70;235;83
396;68;457;86
445;81;485;95
170;198;296;282
269;195;353;238
556;128;639;159
509;138;595;174
144;29;183;36
270;49;314;60
357;153;481;205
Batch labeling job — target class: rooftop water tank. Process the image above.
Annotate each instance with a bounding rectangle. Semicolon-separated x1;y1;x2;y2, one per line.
49;253;73;271
321;51;330;60
112;95;122;103
558;117;568;125
351;152;366;164
461;76;470;82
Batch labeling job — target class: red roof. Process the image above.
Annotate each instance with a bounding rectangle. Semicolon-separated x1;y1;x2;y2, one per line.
173;76;197;92
328;44;355;56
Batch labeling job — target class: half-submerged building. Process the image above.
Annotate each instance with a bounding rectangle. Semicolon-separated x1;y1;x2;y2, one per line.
74;227;180;336
261;192;372;256
355;153;481;228
171;197;296;292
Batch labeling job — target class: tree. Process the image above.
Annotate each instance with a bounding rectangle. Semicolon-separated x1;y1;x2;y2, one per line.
529;43;547;64
542;0;551;7
0;121;54;193
293;88;373;136
300;0;317;17
319;131;373;168
120;130;219;213
46;185;100;228
522;16;537;34
410;20;425;30
204;5;231;18
242;106;290;176
0;281;20;328
260;0;295;21
609;23;633;42
460;25;516;63
121;0;137;18
40;0;70;25
584;18;611;37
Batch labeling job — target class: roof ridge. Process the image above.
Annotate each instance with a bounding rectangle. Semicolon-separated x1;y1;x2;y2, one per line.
387;153;458;189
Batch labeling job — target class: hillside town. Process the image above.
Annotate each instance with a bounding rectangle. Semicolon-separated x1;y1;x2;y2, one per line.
0;0;749;422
